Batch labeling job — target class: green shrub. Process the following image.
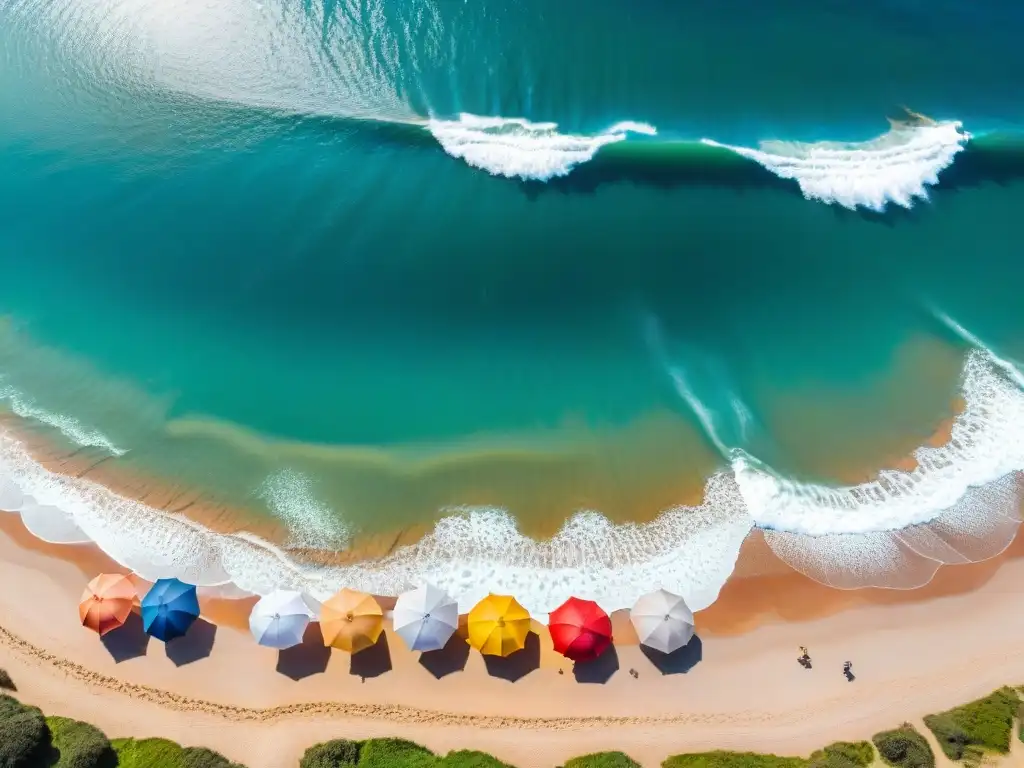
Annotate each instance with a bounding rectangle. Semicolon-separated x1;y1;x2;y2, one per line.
180;746;243;768
807;741;874;768
112;737;186;768
0;707;53;768
0;669;15;692
563;751;642;767
437;750;516;767
300;739;360;767
923;687;1019;760
872;725;934;768
662;751;806;768
358;738;436;768
0;693;27;720
47;716;117;768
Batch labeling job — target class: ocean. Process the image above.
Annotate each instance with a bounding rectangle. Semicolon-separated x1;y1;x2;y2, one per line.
1;0;1023;614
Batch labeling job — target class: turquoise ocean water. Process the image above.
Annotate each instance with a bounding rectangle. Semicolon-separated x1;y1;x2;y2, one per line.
1;0;1023;610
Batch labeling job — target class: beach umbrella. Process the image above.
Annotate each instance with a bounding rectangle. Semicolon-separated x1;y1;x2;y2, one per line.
392;584;459;653
630;588;694;654
249;590;313;650
320;588;383;653
141;578;200;642
79;574;136;636
548;597;612;662
467;594;531;657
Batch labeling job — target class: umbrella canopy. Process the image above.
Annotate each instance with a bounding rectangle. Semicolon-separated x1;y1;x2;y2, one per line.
467;594;531;657
141;578;200;642
392;584;459;652
249;590;313;650
320;589;383;653
548;597;612;662
630;588;694;654
79;574;136;636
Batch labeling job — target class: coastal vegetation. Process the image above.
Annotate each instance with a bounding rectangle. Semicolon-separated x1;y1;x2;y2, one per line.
922;686;1020;762
10;683;1024;767
0;667;16;691
871;725;935;768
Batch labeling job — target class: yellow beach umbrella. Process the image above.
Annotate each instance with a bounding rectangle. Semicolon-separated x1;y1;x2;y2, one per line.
320;589;383;653
467;594;531;657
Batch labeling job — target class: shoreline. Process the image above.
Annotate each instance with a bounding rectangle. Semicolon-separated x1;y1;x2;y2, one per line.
4;511;1024;766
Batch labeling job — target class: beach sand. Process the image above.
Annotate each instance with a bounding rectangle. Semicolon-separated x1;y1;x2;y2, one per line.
3;511;1024;768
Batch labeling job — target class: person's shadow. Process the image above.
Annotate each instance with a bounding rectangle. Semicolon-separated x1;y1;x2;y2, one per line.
165;618;217;666
350;632;392;680
100;611;150;663
276;623;331;681
844;666;856;682
572;645;619;684
640;635;703;675
419;634;470;679
483;632;541;682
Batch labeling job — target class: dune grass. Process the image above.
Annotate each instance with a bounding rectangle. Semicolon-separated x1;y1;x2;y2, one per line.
0;667;16;691
923;686;1020;762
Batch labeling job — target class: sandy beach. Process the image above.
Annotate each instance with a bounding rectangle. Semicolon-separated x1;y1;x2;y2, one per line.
3;508;1024;768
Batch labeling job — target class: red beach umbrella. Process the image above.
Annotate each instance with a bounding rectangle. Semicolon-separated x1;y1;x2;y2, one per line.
548;597;612;662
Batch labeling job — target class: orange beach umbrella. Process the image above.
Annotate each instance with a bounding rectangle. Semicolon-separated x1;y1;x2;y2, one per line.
320;589;383;653
467;594;531;657
79;574;136;636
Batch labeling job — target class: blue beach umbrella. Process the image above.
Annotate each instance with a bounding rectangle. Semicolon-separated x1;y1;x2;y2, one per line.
141;578;200;642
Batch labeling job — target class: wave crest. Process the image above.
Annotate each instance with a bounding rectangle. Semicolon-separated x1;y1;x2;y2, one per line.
426;114;657;181
702;119;970;211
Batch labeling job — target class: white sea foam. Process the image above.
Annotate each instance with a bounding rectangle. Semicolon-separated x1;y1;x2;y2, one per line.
702;120;970;211
426;114;657;181
258;469;350;550
0;384;126;456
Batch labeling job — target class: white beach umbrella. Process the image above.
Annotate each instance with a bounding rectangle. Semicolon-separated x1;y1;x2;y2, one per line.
630;588;695;654
392;583;459;652
249;590;313;650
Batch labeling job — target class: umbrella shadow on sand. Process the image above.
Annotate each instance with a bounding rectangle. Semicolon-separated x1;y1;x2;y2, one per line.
165;618;217;667
276;623;331;681
572;645;620;684
350;632;392;680
640;634;703;675
483;632;541;683
419;634;470;679
100;611;150;663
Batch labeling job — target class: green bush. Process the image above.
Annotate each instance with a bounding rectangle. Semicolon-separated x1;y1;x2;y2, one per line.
0;668;15;692
807;741;874;768
662;751;806;768
563;751;642;767
923;687;1019;760
0;707;53;768
180;746;244;768
112;737;186;768
47;716;117;768
300;739;361;767
872;725;934;768
358;738;436;768
0;693;26;720
437;750;516;767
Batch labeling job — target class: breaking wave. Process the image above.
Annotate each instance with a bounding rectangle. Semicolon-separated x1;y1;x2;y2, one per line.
701;118;970;211
426;115;657;181
0;337;1021;615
